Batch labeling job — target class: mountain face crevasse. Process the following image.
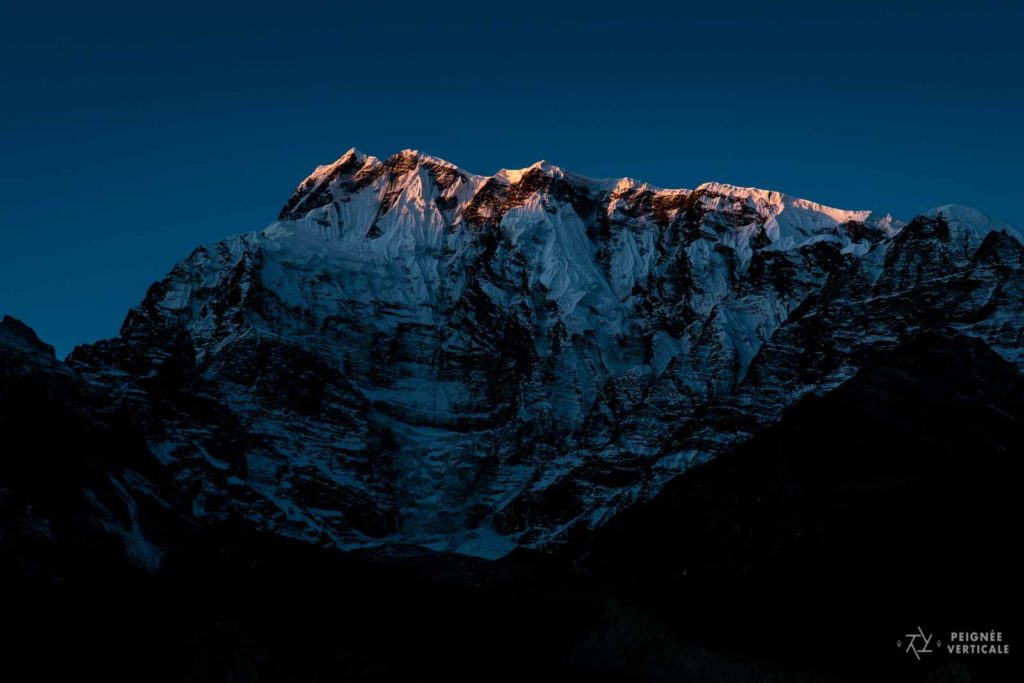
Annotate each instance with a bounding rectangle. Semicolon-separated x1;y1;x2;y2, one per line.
43;148;1024;560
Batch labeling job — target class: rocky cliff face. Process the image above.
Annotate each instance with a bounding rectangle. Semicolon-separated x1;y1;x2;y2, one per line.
9;148;1022;563
0;315;190;580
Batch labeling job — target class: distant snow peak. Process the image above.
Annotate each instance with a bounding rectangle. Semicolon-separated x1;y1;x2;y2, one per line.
926;204;1023;245
384;149;467;174
309;147;365;181
695;181;779;200
497;159;565;185
696;180;875;222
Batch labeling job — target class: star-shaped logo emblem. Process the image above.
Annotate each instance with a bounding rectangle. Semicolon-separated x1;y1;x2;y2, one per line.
898;626;937;660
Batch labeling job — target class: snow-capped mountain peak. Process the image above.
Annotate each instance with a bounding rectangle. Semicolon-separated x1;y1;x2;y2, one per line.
61;148;1024;562
925;204;1023;245
305;147;367;182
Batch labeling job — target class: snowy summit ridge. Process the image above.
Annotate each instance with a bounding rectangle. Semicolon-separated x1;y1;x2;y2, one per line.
58;148;1024;563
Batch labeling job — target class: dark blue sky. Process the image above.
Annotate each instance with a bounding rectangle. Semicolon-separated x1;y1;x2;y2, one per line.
2;1;1022;357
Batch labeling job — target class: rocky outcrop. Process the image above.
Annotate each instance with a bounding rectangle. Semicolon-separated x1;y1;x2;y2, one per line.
0;316;190;579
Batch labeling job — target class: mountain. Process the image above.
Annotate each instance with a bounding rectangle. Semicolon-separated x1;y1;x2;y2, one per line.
577;331;1023;681
5;330;1020;683
7;148;1024;564
0;314;192;581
